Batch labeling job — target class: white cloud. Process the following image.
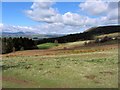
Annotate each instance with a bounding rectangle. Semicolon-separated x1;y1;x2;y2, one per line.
79;0;108;15
36;23;89;34
100;4;118;25
79;0;118;25
108;2;118;9
1;23;90;34
107;8;118;20
25;2;99;27
25;2;58;23
62;12;99;26
0;23;3;28
2;24;39;34
62;12;84;26
0;23;3;33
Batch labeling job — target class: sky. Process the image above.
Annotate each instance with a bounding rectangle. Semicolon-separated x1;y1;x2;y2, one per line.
1;0;119;34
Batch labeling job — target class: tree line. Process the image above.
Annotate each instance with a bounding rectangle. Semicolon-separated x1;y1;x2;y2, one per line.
1;37;36;54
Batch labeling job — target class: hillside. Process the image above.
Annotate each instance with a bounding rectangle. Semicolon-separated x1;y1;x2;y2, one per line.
84;25;120;35
37;25;120;44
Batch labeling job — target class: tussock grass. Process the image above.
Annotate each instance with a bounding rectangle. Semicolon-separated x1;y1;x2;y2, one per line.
2;41;118;88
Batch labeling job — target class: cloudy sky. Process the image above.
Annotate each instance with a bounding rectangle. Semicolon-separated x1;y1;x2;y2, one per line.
1;0;119;34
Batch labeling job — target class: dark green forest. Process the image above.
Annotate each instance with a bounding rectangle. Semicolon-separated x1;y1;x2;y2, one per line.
1;37;36;54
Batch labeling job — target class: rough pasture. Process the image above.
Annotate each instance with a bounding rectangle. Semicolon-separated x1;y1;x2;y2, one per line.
2;43;118;88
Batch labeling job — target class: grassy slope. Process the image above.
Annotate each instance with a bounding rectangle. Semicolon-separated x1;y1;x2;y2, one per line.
2;40;119;88
50;41;84;50
95;33;119;39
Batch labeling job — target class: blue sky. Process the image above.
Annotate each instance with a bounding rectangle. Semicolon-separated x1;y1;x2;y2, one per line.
2;2;82;26
1;1;119;34
2;2;39;26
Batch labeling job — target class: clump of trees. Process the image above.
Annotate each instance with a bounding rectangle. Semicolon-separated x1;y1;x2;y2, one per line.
1;37;36;54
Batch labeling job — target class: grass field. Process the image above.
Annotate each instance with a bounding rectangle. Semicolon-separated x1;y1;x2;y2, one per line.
2;41;119;88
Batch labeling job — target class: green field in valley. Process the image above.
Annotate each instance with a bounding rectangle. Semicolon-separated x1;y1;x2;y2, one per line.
37;43;59;49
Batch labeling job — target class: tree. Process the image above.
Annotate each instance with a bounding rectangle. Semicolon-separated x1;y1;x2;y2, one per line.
54;40;58;44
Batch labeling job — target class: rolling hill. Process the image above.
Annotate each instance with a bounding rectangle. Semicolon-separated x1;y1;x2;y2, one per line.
37;25;120;44
84;25;120;35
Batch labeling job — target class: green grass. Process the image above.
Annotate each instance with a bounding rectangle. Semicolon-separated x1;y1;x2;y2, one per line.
37;43;59;49
2;47;118;88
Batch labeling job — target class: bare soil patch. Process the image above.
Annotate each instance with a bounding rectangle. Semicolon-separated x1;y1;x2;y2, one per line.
2;44;118;58
2;76;35;87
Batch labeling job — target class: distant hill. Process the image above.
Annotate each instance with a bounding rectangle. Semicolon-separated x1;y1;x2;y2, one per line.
84;25;120;35
37;25;120;44
2;31;35;36
2;31;65;39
